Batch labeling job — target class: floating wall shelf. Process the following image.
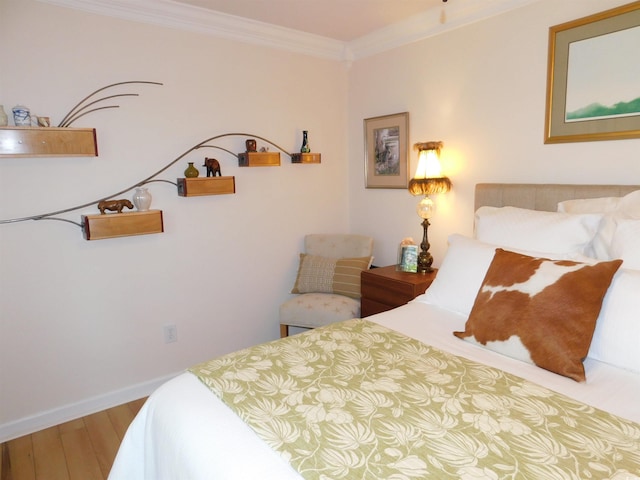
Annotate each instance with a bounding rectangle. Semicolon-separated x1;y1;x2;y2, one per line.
82;210;164;240
0;127;98;157
291;153;321;164
238;151;280;167
177;176;236;196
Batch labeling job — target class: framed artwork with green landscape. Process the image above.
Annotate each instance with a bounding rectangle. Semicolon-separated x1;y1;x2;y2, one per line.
544;2;640;143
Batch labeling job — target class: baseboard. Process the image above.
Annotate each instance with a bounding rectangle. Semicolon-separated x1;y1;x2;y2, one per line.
0;372;180;443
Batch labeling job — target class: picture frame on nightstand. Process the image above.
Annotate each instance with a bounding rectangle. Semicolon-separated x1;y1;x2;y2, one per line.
398;245;418;273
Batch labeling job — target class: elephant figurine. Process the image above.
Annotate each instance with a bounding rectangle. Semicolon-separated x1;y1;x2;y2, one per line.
97;199;134;214
203;157;222;177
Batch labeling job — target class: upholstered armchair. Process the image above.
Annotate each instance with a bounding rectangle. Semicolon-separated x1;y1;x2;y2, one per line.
279;234;374;337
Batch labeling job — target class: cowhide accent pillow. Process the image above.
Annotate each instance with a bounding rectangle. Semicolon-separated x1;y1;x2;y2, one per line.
454;249;622;382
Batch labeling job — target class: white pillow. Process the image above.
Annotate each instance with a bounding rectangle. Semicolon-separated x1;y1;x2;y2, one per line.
413;234;574;317
610;218;640;270
474;206;601;256
558;190;640;260
557;196;621;213
588;268;640;373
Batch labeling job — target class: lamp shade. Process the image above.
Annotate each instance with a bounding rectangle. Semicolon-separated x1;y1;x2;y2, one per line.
408;141;452;196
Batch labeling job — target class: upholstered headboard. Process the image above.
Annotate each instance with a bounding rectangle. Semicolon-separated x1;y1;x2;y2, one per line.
475;183;640;212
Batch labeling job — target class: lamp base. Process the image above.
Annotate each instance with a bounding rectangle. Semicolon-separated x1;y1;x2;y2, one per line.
418;217;433;273
417;251;433;273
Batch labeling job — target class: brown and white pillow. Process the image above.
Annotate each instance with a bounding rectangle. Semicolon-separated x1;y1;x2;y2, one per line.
454;249;622;382
291;254;372;299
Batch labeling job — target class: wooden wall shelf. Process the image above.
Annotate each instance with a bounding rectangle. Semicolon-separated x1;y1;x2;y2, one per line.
238;151;280;167
0;127;98;157
291;153;321;164
82;210;164;240
177;176;236;196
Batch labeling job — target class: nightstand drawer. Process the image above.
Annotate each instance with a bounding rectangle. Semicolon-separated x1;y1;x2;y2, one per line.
360;298;394;317
361;266;437;317
361;278;419;306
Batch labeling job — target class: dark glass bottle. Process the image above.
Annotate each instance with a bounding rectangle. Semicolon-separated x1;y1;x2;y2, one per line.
300;130;310;153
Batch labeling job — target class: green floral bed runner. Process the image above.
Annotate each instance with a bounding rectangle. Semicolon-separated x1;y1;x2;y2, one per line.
190;319;640;479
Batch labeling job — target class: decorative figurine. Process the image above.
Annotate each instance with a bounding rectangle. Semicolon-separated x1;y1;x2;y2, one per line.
97;199;134;214
203;157;221;177
245;139;257;152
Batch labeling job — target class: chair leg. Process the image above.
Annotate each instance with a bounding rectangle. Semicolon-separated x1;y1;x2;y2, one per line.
280;324;289;338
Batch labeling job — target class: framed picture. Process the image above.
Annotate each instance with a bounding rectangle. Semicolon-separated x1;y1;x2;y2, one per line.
544;2;640;143
364;112;409;188
398;245;418;273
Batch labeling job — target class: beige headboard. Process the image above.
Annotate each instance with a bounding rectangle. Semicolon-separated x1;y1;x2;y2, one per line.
475;183;640;212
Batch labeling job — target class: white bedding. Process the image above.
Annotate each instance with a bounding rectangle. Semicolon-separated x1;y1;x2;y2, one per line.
108;301;640;480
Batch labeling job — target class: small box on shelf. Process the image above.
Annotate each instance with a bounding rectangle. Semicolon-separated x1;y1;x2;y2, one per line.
238;151;280;167
82;210;164;240
291;153;321;164
177;176;235;196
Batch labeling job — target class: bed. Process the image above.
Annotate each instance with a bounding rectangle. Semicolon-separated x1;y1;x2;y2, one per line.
109;183;640;479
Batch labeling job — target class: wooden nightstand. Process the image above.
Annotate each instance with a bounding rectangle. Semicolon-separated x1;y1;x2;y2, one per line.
360;265;437;317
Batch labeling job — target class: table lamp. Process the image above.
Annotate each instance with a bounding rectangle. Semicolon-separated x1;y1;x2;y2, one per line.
408;141;452;273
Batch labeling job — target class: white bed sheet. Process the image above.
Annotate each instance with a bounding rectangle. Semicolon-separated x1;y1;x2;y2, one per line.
108;302;640;480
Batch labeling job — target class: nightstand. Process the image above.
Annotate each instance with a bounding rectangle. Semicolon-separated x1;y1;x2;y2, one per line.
360;265;437;317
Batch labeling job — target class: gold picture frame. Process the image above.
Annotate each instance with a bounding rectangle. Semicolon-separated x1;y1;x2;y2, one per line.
544;2;640;143
364;112;409;188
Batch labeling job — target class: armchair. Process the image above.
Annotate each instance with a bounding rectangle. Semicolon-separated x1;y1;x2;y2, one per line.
279;234;374;337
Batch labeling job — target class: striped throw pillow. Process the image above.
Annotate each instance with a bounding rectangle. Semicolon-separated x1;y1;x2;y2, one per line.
291;254;372;299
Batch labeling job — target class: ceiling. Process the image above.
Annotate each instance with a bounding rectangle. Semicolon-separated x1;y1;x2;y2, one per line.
171;0;448;41
38;0;540;60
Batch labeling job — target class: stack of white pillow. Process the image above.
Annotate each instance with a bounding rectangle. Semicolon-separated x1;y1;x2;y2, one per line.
556;190;640;373
417;189;640;375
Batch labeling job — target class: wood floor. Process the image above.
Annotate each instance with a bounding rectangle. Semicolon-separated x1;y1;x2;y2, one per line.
1;398;146;480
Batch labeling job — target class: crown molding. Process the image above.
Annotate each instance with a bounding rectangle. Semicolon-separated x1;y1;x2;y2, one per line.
348;0;541;60
37;0;541;62
36;0;347;60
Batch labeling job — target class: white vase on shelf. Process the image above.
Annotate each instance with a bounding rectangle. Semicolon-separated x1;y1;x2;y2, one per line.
12;105;31;126
132;187;152;211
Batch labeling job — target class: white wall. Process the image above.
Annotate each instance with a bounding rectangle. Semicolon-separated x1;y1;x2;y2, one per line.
0;0;349;439
1;0;639;441
348;0;640;267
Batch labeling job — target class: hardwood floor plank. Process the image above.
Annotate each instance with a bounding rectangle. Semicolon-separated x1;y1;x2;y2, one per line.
106;404;135;441
32;426;69;480
83;411;121;478
128;398;147;416
7;435;36;480
60;427;103;480
1;399;144;480
57;419;85;435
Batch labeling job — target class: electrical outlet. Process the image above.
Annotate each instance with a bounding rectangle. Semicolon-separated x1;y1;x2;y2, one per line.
164;324;177;343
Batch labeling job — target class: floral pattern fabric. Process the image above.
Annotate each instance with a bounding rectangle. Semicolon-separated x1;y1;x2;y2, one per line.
190;319;640;480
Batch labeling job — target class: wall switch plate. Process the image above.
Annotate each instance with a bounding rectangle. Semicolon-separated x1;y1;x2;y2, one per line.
164;324;177;343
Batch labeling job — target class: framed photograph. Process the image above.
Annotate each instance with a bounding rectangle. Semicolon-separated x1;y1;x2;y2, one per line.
364;112;409;188
544;2;640;143
398;245;418;273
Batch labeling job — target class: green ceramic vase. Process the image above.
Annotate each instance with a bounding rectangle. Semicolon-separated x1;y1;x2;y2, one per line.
184;162;199;178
